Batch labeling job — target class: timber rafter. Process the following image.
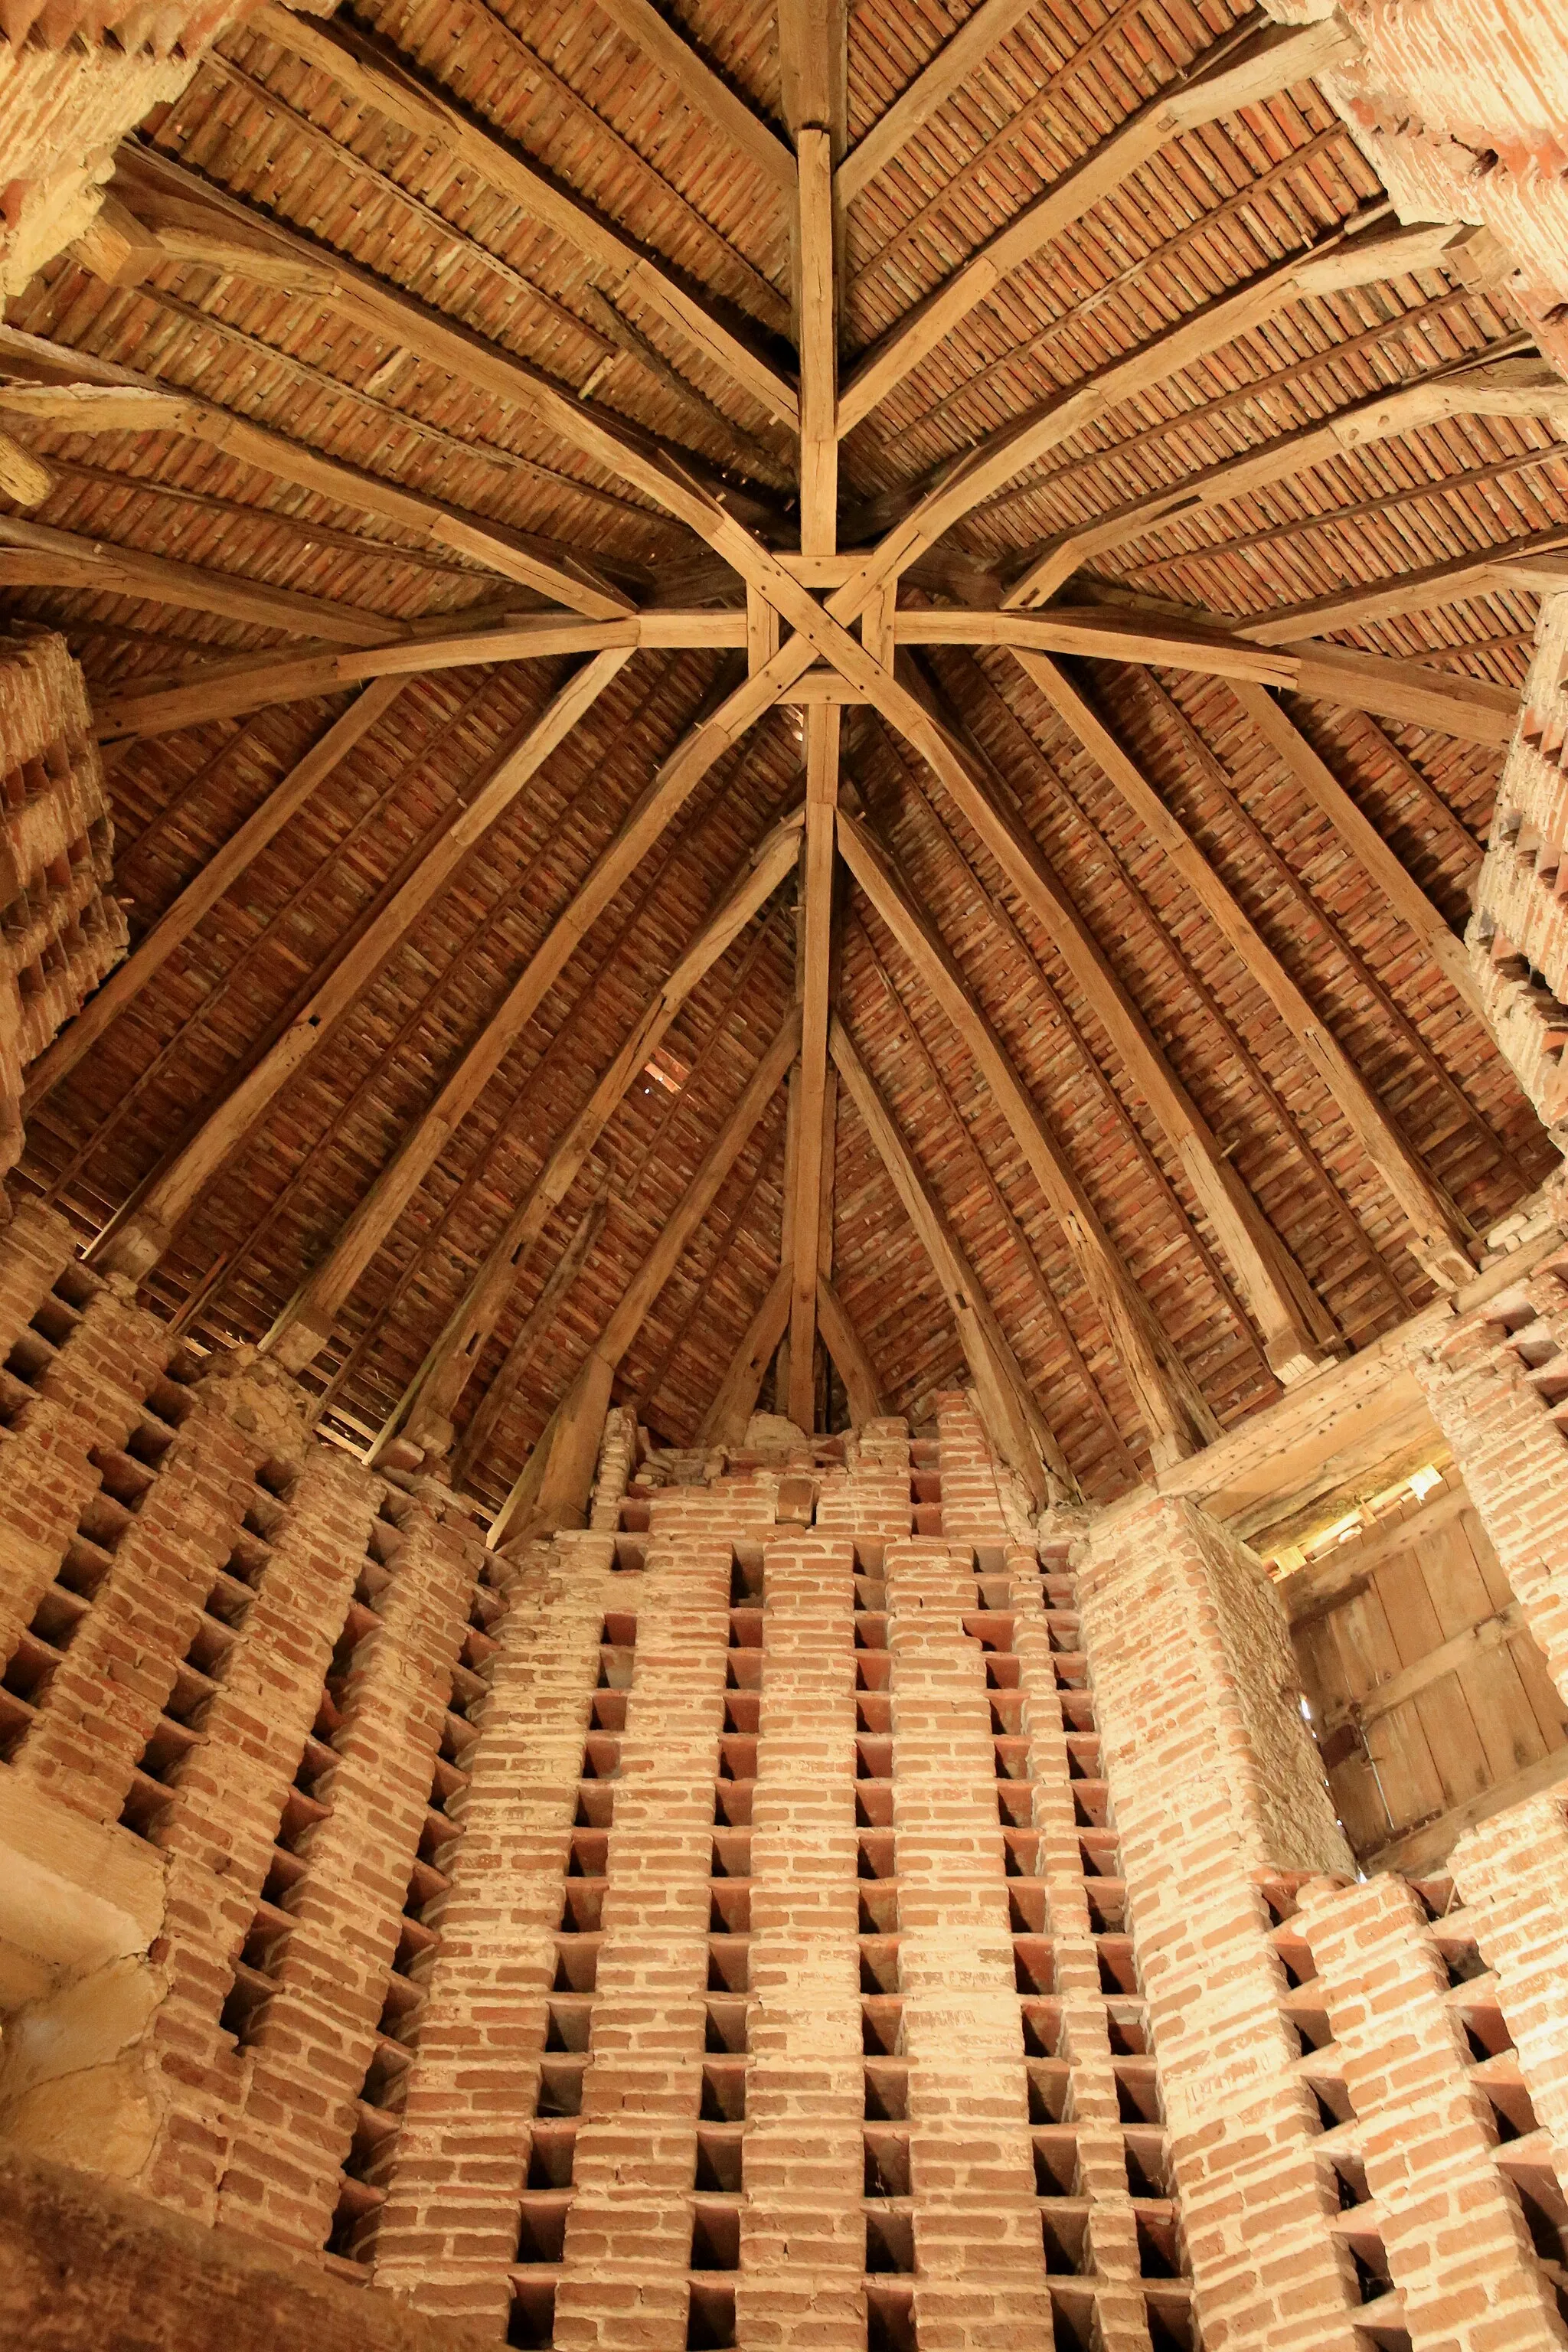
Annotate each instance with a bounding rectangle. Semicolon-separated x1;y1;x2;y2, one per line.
5;0;1562;1514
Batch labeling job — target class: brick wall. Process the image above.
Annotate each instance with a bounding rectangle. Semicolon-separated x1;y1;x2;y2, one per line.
0;635;128;1180
1263;0;1568;379
8;1190;1568;2352
1080;1491;1364;2352
1414;1242;1568;1704
1467;594;1568;1144
0;5;276;298
1295;1869;1565;2347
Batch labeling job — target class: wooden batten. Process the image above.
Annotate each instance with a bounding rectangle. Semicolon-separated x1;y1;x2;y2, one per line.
831;1014;1073;1507
489;1013;799;1547
1023;652;1478;1293
371;815;802;1455
838;807;1217;1468
89;652;633;1282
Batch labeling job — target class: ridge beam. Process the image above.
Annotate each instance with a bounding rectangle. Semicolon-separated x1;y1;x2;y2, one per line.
838;805;1219;1468
836;15;1361;436
1024;650;1476;1292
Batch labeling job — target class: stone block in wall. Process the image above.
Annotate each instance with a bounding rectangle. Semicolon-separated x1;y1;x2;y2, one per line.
0;634;128;1185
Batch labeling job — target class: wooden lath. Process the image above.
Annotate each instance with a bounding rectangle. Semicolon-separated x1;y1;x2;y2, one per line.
835;14;1359;435
1021;653;1478;1295
838;805;1217;1468
1001;358;1568;610
487;1009;799;1547
88;651;633;1279
830;1014;1073;1507
0;330;636;618
881;658;1336;1380
246;7;797;423
368;808;803;1458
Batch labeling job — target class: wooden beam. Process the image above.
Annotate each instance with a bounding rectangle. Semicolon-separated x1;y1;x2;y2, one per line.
1285;639;1516;745
1021;651;1477;1292
88;612;747;739
22;681;405;1115
851;906;1138;1483
787;706;838;1429
835;15;1360;435
88;650;632;1282
1003;358;1568;607
818;1276;885;1424
1235;527;1568;646
896;659;1334;1379
248;5;798;426
586;0;795;192
0;430;51;507
836;0;1043;207
446;1194;608;1488
1229;680;1485;1019
892;607;1518;740
258;705;805;1370
797;126;838;557
0;512;403;645
697;1263;793;1446
114;145;789;550
371;811;803;1456
830;1013;1070;1506
488;1010;799;1549
1325;1599;1532;1749
855;217;1476;538
0;360;634;619
838;806;1217;1467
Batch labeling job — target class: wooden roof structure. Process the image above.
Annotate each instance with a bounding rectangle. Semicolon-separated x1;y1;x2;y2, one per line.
4;0;1567;1522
